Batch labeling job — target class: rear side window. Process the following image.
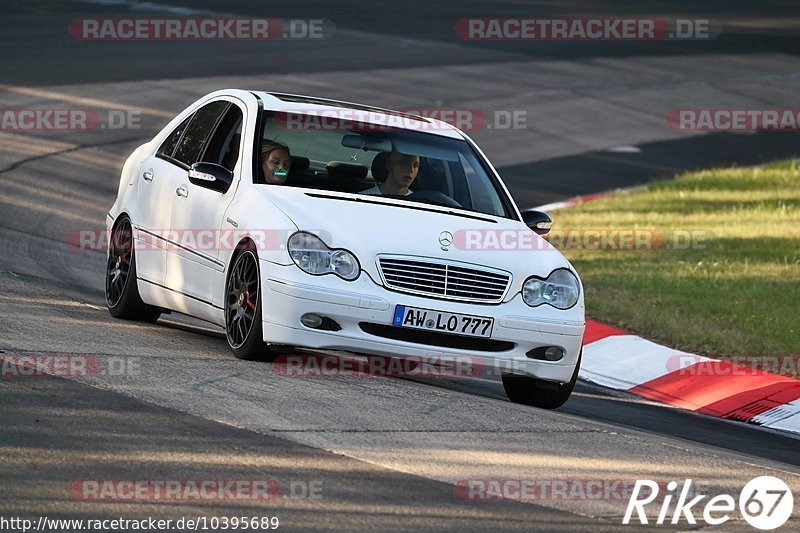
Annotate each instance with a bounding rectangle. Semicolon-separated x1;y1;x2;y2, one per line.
173;101;229;166
157;115;192;158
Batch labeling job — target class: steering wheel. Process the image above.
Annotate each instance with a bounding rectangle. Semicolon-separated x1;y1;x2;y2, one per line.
407;190;463;209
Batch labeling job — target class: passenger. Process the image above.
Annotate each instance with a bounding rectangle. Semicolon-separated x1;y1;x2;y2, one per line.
361;151;420;196
261;140;292;185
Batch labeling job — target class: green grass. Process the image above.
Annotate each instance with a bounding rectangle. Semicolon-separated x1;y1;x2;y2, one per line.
547;159;800;372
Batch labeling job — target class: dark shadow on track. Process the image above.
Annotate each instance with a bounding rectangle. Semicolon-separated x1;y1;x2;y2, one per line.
395;372;800;468
498;131;800;206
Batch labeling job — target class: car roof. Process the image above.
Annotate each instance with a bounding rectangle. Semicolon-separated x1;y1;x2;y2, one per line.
251;91;465;140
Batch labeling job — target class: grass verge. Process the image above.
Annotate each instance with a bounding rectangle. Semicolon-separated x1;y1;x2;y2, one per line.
547;159;800;375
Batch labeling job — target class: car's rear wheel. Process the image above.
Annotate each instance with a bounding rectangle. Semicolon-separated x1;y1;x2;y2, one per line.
225;245;283;361
502;349;581;409
106;217;161;322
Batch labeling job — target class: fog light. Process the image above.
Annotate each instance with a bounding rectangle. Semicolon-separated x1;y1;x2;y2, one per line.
525;346;566;361
301;313;323;328
544;347;564;361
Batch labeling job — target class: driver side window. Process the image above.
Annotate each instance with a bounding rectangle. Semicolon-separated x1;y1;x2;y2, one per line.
200;105;243;172
172;101;229;167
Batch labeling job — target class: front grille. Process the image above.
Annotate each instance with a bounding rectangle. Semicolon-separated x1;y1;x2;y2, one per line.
377;256;511;303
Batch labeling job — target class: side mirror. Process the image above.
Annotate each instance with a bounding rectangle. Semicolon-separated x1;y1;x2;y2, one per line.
188;162;233;193
521;209;552;235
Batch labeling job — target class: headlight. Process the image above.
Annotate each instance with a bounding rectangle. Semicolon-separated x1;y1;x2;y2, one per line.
287;232;360;281
522;269;580;309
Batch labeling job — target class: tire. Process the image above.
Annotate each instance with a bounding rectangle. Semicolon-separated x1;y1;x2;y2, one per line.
502;350;582;409
105;217;161;322
225;244;284;361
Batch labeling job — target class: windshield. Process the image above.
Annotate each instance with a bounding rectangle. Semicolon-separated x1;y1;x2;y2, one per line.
257;110;514;219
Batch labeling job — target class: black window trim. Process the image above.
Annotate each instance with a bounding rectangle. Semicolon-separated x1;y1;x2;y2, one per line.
155;100;233;171
156;112;195;169
200;106;244;171
155;152;191;171
172;100;229;167
251;93;266;184
197;102;234;164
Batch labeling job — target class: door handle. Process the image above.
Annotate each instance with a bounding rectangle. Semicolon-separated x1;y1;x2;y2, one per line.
175;186;188;198
142;168;154;181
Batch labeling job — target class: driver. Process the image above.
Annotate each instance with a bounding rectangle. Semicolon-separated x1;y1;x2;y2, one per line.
361;151;419;196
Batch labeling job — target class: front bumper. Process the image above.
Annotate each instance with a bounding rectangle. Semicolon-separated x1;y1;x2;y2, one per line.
260;263;585;383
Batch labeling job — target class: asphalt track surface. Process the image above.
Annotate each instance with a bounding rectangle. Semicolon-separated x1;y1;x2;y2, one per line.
1;1;799;531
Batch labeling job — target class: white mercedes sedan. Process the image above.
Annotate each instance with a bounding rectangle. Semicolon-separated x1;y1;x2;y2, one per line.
106;89;585;408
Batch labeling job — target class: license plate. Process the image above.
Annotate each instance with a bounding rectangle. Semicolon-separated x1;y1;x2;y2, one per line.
392;305;494;339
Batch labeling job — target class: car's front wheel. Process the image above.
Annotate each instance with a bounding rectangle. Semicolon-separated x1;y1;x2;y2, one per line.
105;216;161;322
225;245;283;361
502;349;582;409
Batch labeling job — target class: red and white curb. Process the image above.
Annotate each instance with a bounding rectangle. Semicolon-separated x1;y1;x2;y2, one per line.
580;321;800;435
535;185;646;213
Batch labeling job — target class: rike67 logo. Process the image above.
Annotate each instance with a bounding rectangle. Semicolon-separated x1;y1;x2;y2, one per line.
623;477;794;530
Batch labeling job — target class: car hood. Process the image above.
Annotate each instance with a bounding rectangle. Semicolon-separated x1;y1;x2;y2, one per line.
257;187;574;288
